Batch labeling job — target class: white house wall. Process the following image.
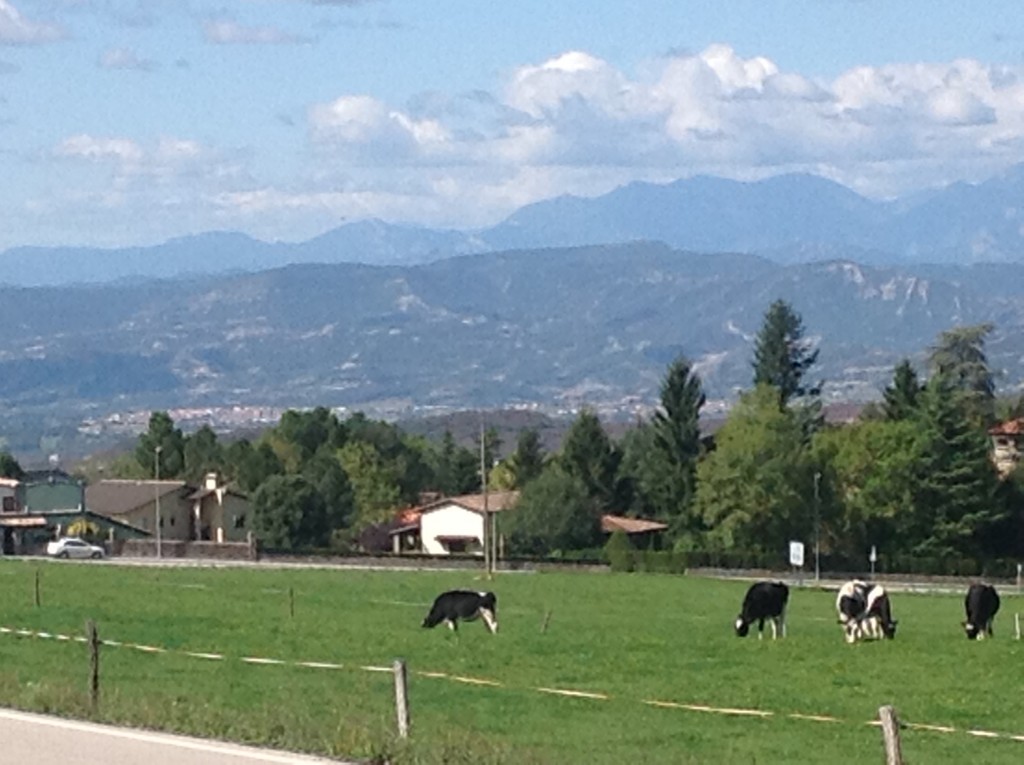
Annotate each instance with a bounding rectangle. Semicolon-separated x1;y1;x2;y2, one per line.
420;505;483;555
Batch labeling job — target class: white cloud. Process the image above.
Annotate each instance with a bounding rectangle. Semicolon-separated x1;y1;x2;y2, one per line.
0;0;65;45
27;44;1024;245
203;18;310;45
98;47;156;71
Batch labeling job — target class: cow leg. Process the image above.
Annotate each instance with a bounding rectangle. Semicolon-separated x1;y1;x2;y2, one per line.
446;619;458;632
769;617;777;640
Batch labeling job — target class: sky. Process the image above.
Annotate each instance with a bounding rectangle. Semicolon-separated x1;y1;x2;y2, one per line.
2;1;1024;252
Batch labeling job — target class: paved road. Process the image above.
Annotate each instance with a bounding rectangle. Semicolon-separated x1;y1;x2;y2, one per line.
0;709;349;765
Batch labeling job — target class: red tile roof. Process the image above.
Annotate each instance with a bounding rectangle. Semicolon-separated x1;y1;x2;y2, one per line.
601;515;669;534
989;418;1024;436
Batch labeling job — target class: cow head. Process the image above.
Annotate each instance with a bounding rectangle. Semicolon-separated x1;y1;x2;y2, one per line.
734;617;750;637
881;619;898;639
962;620;980;640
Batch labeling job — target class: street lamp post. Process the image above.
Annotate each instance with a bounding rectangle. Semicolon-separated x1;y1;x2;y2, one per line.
155;445;162;559
813;471;821;583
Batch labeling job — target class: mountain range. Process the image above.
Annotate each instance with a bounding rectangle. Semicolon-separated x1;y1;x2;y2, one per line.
2;167;1024;461
3;165;1024;288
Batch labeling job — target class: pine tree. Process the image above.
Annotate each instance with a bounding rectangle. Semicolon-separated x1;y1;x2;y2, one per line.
651;356;706;536
883;359;923;421
910;378;1002;559
927;323;996;426
752;299;820;407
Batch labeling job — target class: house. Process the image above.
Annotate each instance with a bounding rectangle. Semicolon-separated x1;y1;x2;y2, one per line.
85;480;193;540
0;471;148;555
989;417;1024;478
85;473;250;543
187;472;250;542
390;490;669;557
417;491;520;555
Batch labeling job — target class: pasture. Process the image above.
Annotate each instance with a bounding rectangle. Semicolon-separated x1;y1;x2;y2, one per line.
0;560;1022;764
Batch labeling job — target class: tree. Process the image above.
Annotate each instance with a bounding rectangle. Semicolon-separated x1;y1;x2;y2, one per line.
183;425;224;482
225;439;284;494
882;359;923;421
303;449;356;532
433;430;479;495
276;407;345;462
337;441;402;529
928;323;996;425
0;452;24;480
503;468;602;556
696;385;818;554
135;412;185;478
558;409;622;511
752;299;820;407
251;474;332;549
909;377;1002;558
505;428;546;488
649;356;706;537
813;418;924;558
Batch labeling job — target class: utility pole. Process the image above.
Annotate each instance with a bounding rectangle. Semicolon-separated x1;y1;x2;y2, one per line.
155;445;163;559
480;417;491;577
813;471;821;583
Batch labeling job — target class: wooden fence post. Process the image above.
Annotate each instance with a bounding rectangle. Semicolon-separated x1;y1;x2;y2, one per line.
34;569;40;608
540;609;553;634
878;705;903;765
393;659;410;739
1015;612;1021;641
86;620;100;711
289;587;295;619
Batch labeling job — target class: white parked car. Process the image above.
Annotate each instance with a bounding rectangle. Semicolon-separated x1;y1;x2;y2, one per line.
46;537;105;560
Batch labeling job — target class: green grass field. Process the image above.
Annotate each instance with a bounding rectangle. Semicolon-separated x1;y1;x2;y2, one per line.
0;560;1022;764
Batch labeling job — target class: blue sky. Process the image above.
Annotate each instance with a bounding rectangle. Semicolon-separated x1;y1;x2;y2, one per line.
2;0;1023;251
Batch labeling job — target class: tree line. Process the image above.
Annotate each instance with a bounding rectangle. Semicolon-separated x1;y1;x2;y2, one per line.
95;299;1024;569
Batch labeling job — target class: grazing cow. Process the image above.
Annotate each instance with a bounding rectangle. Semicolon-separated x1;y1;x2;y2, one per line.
963;584;1000;640
735;581;789;639
422;590;498;634
836;579;869;643
862;583;897;640
836;580;897;642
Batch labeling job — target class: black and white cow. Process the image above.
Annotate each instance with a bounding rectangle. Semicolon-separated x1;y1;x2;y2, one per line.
963;583;1000;640
862;583;897;640
422;590;498;634
836;580;897;642
735;581;789;639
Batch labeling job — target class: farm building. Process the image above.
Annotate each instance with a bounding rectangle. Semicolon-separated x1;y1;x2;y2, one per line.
85;472;251;543
0;469;148;554
989;417;1024;478
389;490;668;556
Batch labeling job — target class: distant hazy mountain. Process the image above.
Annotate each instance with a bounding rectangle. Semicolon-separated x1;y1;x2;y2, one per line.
3;165;1024;288
0;243;1021;424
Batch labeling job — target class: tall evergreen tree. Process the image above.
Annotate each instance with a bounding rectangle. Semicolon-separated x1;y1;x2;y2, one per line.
910;377;1002;558
752;299;820;407
559;409;622;511
650;356;706;536
135;411;186;478
882;359;924;421
928;323;996;425
507;428;546;488
434;430;479;495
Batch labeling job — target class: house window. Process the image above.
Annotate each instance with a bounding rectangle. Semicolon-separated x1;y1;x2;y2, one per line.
170;516;175;526
2;497;15;513
233;513;246;529
446;539;467;554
